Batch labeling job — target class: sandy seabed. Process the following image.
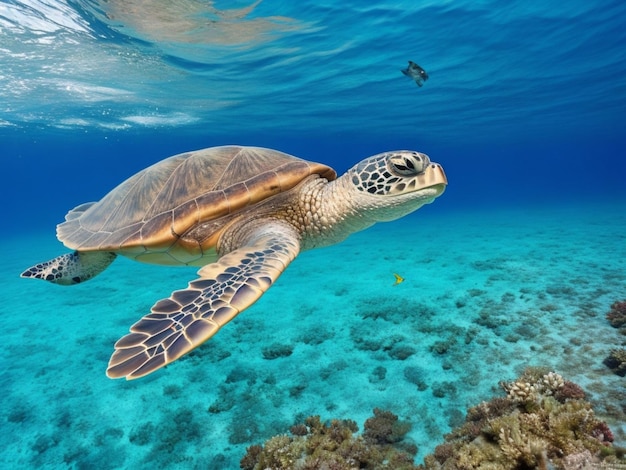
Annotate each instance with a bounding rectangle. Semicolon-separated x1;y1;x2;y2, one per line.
2;201;625;469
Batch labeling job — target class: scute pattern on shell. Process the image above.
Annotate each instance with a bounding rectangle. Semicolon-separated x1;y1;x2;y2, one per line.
56;146;336;252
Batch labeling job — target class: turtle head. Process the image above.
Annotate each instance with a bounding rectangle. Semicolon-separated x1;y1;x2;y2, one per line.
345;150;447;222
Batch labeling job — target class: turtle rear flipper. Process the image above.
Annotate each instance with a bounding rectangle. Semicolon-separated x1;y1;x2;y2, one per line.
106;222;300;380
21;251;117;285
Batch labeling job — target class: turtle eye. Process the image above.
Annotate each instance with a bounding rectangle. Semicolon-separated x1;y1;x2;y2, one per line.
388;152;430;176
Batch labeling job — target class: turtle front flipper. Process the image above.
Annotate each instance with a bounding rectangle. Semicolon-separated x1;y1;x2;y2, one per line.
106;223;301;380
21;251;117;285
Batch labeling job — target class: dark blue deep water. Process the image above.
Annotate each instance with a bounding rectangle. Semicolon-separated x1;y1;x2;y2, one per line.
3;0;626;223
1;1;625;469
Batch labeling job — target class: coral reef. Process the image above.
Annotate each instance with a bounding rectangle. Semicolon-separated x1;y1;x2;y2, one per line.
604;348;626;377
607;300;626;331
240;409;418;470
419;368;624;470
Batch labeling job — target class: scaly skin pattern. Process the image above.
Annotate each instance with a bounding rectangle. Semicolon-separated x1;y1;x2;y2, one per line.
20;251;117;285
219;151;446;255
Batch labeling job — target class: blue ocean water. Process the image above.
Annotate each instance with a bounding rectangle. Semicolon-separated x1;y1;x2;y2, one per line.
1;1;626;468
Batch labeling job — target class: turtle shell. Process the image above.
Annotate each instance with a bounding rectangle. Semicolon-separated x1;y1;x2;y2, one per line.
57;146;336;263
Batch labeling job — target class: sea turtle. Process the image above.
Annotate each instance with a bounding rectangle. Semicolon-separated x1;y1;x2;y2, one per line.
22;145;447;380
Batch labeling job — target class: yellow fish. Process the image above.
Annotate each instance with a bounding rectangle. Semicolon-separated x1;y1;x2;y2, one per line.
393;273;404;285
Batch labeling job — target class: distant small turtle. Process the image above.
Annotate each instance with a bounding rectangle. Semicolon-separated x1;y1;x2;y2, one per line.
22;146;447;379
401;61;429;87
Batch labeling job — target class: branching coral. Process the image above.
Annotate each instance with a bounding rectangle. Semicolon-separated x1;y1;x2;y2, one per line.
241;370;623;470
419;369;623;470
501;370;565;404
240;410;418;470
554;380;586;402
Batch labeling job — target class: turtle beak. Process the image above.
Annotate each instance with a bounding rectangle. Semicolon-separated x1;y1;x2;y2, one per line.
431;163;447;184
418;162;447;193
409;163;446;200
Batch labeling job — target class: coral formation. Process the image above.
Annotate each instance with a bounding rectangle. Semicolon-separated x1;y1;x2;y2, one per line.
606;300;626;330
604;348;626;377
419;368;623;469
363;408;413;447
553;380;586;402
240;409;418;469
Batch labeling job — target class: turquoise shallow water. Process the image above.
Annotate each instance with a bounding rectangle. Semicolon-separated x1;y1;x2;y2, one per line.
2;0;626;468
3;203;626;468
